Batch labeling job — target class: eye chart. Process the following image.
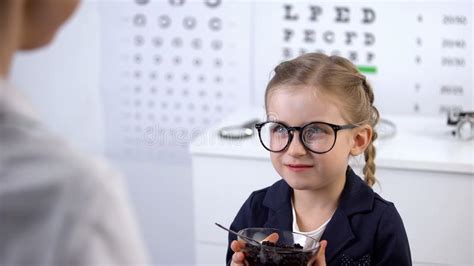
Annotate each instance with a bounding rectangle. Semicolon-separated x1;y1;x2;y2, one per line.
100;0;472;159
252;0;472;116
100;0;251;160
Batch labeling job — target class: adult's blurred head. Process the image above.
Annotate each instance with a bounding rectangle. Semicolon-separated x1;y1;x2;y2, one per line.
0;0;79;76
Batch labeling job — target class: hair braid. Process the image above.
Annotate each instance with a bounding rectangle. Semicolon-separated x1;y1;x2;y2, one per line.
362;80;379;187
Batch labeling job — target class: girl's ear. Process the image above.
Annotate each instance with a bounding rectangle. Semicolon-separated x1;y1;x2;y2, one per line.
350;125;372;156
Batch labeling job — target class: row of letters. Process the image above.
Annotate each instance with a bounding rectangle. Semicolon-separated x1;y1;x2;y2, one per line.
284;5;376;24
283;29;375;46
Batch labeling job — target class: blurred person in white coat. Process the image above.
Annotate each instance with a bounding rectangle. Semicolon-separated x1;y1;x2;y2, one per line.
0;0;149;265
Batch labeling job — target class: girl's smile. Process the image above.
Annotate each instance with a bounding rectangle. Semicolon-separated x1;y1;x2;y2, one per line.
285;163;314;172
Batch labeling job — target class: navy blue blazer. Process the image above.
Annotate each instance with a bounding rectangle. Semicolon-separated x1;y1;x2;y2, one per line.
226;168;412;265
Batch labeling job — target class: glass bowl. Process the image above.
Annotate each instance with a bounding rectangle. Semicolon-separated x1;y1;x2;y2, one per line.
238;227;320;266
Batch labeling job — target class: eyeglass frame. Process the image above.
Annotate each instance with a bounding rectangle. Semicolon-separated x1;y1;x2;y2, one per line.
254;121;358;154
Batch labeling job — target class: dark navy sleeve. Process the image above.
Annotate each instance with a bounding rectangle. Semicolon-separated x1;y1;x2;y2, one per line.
225;192;256;265
374;203;412;265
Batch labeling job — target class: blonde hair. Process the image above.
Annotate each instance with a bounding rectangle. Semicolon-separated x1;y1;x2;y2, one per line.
265;53;380;187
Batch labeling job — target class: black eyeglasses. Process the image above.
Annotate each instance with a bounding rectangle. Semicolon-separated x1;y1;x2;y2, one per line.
255;121;358;154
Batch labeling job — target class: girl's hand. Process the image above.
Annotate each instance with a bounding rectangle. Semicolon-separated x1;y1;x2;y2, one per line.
307;240;328;266
230;232;280;266
230;240;247;266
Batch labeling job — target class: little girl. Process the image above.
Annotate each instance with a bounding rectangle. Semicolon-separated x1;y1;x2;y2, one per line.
227;53;411;265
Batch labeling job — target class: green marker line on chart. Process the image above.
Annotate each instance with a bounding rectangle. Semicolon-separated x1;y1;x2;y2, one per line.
357;65;377;74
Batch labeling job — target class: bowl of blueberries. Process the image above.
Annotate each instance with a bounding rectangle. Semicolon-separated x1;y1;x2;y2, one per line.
238;228;320;266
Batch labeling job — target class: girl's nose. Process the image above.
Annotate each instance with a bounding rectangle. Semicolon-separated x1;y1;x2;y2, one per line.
286;131;307;157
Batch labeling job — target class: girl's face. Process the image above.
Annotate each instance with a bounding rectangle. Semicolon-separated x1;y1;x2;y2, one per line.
266;85;354;192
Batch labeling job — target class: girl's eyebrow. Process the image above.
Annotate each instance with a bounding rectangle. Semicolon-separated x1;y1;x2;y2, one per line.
266;117;283;123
